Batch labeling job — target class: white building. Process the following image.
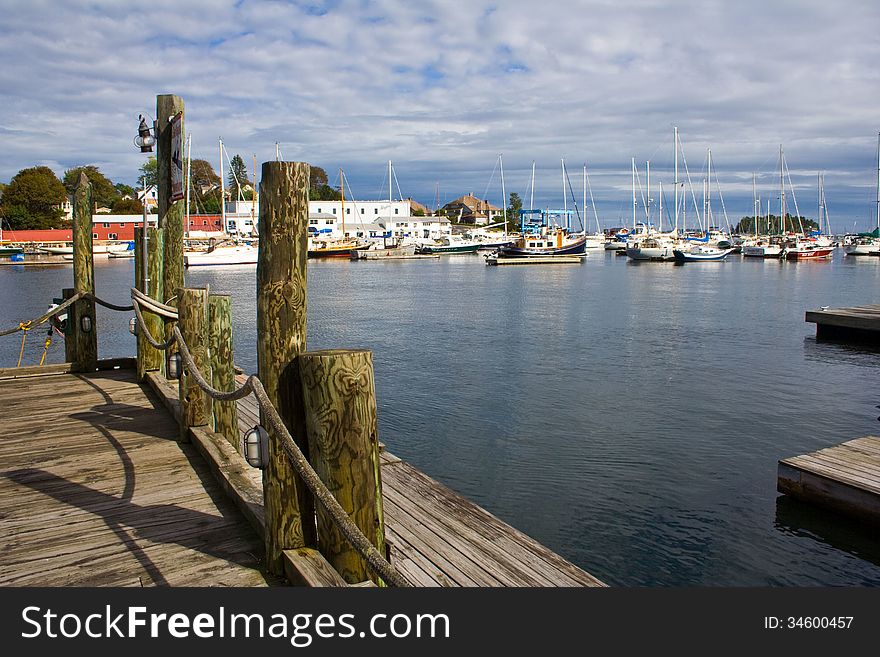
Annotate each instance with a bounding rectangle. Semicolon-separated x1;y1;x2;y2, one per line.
224;199;451;244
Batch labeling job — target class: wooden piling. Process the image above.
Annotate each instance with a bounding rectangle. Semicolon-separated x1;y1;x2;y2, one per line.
134;226;165;379
208;293;239;449
257;160;315;574
156;94;185;360
72;172;97;372
176;287;210;442
298;349;386;584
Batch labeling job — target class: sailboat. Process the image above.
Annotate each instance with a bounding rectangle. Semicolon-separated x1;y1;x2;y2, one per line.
844;132;880;256
184;137;258;266
307;169;371;258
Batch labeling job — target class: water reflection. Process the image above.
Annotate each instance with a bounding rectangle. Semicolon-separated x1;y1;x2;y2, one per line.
774;495;880;570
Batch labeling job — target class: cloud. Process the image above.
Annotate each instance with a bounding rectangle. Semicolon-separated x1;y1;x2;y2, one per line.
1;0;878;228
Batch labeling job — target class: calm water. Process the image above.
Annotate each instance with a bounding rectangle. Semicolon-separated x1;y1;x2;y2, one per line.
3;251;880;586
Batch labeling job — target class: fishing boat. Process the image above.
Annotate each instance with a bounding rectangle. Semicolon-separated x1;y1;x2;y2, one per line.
673;245;735;262
0;245;24;257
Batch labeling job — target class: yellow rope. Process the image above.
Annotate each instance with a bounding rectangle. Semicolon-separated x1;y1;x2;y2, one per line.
16;323;30;368
39;332;52;367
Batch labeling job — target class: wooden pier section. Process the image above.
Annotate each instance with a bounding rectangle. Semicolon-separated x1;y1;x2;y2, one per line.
806;304;880;343
0;364;603;587
777;436;880;524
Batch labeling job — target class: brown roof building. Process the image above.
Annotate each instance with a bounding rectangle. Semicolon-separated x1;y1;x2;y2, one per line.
441;193;501;224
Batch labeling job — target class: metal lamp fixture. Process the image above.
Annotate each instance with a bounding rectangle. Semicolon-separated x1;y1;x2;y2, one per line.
244;425;269;469
134;114;156;153
167;352;182;379
80;315;92;333
128;317;139;335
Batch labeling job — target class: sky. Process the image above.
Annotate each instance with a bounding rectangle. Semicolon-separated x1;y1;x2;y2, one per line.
1;0;879;231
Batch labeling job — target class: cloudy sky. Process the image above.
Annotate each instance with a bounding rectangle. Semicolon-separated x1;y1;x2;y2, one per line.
2;0;879;230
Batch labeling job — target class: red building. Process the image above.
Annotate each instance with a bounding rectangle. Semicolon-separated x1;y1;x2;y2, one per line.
1;213;223;244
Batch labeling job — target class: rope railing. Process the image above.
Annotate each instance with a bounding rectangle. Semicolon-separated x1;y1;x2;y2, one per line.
0;292;83;338
129;288;408;587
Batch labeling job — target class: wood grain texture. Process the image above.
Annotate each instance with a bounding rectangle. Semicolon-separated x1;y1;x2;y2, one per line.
72;172;97;371
177;288;210;440
134;227;165;379
257;161;315;574
156;95;185;352
0;369;276;587
298;349;385;584
208;294;239;448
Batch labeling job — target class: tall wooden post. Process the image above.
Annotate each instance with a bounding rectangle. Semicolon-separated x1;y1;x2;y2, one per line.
298;349;386;584
208;293;238;448
72;172;97;372
258;160;315;574
177;287;210;442
134;226;165;379
156;94;185;362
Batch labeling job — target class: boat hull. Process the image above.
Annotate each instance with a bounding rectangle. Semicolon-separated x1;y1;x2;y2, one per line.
783;247;834;260
498;236;587;257
673;248;734;262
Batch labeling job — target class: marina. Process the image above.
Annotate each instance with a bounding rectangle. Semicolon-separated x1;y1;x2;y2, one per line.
5;243;880;586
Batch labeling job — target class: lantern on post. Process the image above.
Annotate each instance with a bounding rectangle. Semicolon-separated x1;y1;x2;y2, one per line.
134;115;156;153
244;425;269;469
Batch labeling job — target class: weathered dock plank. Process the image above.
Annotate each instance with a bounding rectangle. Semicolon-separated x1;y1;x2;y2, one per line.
806;304;880;342
0;369;277;587
231;381;604;586
778;436;880;523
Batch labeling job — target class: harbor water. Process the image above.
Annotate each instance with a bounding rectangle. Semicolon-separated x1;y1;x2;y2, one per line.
3;251;880;586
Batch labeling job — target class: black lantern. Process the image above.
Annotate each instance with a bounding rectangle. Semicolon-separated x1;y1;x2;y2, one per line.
134;115;156;153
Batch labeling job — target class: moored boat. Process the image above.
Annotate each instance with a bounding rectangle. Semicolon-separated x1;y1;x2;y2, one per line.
673;245;735;262
416;234;481;254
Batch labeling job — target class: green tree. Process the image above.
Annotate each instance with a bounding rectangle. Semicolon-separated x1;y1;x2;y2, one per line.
506;192;523;232
63;165;118;209
308;165;341;201
138;156;158;188
114;182;136;198
189;159;222;213
111;197;146;214
228;154;250;198
0;166;67;229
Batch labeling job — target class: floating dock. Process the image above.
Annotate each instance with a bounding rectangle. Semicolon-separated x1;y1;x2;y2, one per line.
486;255;585;266
0;363;604;587
777;436;880;524
806;304;880;343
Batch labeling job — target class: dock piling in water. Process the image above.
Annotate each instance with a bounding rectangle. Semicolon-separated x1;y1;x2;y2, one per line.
72;172;97;372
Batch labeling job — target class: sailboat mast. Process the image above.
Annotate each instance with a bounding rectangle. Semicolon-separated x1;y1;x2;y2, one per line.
252;154;257;231
529;161;536;233
876;132;880;230
220;138;226;234
674;126;679;233
583;163;587;235
500;154;507;237
645;160;651;222
658;180;663;232
779;145;785;235
631;158;637;229
340;168;345;237
753;173;758;238
707;148;712;234
185;134;191;239
561;159;567;230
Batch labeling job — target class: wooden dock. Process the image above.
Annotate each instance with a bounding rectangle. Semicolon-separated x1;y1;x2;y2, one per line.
0;366;276;586
487;255;585;266
0;364;603;587
777;436;880;523
806;304;880;343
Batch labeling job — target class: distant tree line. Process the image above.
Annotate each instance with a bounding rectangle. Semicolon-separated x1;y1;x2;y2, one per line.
734;214;819;234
